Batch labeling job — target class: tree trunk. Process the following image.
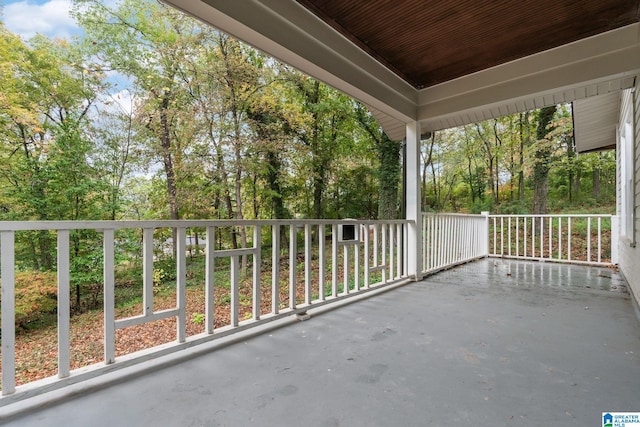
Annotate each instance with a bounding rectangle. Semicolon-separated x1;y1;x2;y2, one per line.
592;168;601;199
532;106;557;214
518;112;528;202
159;95;179;256
377;133;402;219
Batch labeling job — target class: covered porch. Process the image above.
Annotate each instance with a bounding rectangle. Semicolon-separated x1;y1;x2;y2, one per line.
1;0;640;423
2;258;638;426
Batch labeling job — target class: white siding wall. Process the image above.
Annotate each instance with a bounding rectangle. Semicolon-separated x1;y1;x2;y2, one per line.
618;84;640;309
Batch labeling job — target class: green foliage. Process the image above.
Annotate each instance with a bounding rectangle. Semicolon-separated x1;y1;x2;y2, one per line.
7;271;58;330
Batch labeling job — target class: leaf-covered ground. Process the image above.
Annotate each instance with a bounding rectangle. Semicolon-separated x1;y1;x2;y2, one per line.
1;270;315;387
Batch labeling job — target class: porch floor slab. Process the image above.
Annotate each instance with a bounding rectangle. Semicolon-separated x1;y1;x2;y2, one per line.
2;259;639;427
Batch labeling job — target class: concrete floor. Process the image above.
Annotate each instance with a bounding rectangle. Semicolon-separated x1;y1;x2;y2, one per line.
2;259;639;427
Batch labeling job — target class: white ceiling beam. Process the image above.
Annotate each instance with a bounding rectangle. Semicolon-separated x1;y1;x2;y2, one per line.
418;23;640;130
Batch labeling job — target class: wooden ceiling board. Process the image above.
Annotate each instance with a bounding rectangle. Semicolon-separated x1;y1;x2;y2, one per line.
297;0;640;88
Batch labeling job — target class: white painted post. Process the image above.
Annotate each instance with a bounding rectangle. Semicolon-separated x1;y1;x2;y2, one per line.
611;215;619;264
176;227;187;342
57;230;70;378
406;122;422;279
1;230;16;394
205;226;215;334
103;229;115;365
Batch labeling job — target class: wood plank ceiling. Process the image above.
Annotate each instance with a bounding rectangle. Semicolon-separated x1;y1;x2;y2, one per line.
297;0;640;89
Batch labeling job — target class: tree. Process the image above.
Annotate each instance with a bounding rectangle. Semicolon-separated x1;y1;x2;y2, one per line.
532;106;557;214
355;104;402;219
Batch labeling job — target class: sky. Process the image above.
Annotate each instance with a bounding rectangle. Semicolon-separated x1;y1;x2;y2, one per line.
1;0;80;40
1;0;135;114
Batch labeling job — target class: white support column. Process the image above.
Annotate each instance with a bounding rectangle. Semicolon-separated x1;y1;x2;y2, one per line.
406;121;422;279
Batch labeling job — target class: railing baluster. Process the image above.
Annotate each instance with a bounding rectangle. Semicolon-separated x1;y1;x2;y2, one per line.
271;225;280;313
143;228;154;316
597;217;602;263
318;224;326;300
205;226;215;333
396;223;402;278
558;217;563;260
364;224;370;288
567;217;572;261
289;225;297;308
230;255;239;327
253;226;262;320
587;217;592;262
57;230;70;379
382;224;388;282
1;230;16;395
389;224;395;279
539;217;544;259
304;224;312;304
524;218;528;258
532;216;536;258
373;223;379;269
508;217;512;256
492;216;497;256
103;229;116;365
500;216;504;256
422;214;427;270
343;240;350;294
355;228;361;291
176;227;187;342
548;217;552;259
516;216;520;257
332;224;338;296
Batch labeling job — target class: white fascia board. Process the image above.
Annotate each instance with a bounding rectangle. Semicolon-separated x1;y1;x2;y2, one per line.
163;0;418;122
417;23;640;128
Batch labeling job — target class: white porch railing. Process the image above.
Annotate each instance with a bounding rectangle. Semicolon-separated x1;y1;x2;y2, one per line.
488;214;618;266
422;213;488;274
0;219;411;403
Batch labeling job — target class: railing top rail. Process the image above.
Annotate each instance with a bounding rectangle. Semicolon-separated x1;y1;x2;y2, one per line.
0;218;413;232
488;214;613;218
422;212;486;218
